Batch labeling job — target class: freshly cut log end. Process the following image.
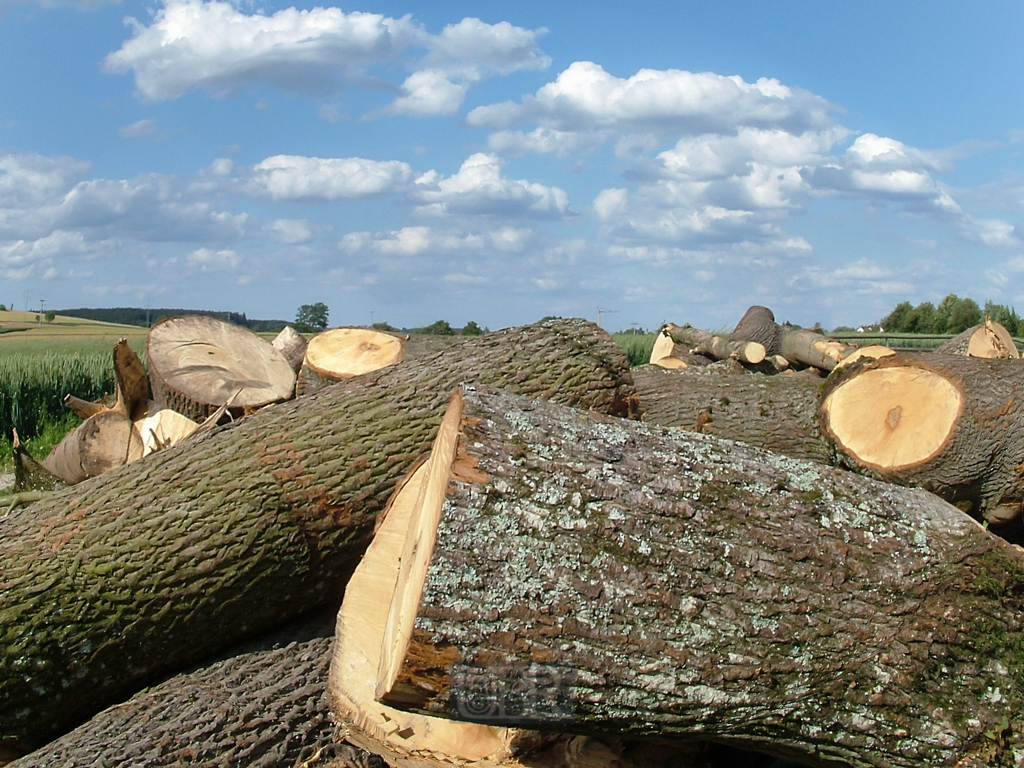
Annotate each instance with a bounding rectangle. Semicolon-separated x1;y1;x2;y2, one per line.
305;328;405;380
272;325;308;373
328;421;522;766
648;328;676;366
821;365;963;472
968;319;1019;359
134;406;199;456
147;315;296;420
42;410;144;484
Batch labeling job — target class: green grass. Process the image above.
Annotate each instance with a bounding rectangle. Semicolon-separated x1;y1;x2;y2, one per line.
613;332;657;367
0;352;119;472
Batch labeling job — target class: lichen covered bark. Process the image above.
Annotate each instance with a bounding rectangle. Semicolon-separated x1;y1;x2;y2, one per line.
0;319;635;752
390;386;1024;768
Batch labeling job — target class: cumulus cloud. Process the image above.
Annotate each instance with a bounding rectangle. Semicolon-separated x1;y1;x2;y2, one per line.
251;155;413;200
339;223;531;257
104;2;548;115
268;218;313;244
187;247;242;271
467;61;832;136
412;153;569;218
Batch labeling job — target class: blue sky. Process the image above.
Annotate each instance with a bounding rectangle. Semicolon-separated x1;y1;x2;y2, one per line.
1;0;1023;331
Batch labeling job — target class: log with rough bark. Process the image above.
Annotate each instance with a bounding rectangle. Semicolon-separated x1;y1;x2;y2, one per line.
936;319;1020;359
0;319;635;754
730;305;782;356
272;325;309;373
777;327;854;371
8;636;383;768
329;445;716;768
631;364;831;464
146;315;296;421
663;323;766;365
820;352;1024;527
370;385;1024;768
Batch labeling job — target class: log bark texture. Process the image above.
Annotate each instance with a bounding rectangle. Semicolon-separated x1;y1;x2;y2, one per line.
631;365;831;465
730;306;782;356
777;328;853;371
8;636;384;768
820;352;1024;525
0;319;635;752
379;386;1024;768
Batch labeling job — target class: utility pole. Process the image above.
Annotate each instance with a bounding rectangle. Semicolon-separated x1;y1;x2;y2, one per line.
370;309;375;327
23;290;31;322
38;299;44;325
596;307;618;329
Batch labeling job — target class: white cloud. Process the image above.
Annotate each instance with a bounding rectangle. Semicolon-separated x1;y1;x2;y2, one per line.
268;218;313;244
187;247;241;271
389;69;472;117
467;61;831;136
119;118;158;138
251;155;413;200
427;17;549;73
104;2;548;115
104;1;419;101
412;153;569;218
339;223;532;257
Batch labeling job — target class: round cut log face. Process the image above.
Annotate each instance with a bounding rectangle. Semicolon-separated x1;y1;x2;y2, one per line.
823;366;963;472
305;328;404;379
148;317;295;408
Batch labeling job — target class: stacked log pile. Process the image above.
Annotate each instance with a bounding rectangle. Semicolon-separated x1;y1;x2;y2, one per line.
6;310;1024;768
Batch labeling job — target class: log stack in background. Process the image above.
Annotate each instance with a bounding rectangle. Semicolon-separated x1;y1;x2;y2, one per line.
9;306;1024;768
0;318;635;755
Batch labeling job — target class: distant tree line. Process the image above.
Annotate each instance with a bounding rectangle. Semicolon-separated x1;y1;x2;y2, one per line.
58;307;291;333
879;295;1024;337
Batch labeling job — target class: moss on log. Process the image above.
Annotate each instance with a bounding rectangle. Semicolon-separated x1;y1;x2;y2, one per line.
376;386;1024;768
0;319;635;753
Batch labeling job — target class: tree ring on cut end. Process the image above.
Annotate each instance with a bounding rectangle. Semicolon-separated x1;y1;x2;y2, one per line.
822;366;962;472
305;328;405;379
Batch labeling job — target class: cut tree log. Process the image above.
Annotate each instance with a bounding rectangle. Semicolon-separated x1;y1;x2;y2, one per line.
730;305;782;356
372;384;1024;768
831;344;895;372
820;352;1024;526
777;327;854;371
329;444;713;768
663;323;766;365
298;327;406;394
0;319;636;753
41;409;144;484
272;325;309;373
7;636;384;768
110;337;150;419
648;328;713;370
146;315;296;421
631;365;831;465
936;319;1020;359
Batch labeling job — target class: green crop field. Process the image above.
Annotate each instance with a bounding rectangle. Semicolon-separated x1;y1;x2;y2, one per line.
0;312;146;472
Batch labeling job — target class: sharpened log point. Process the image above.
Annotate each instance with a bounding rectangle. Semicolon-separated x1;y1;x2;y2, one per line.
822;367;962;472
305;328;404;379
